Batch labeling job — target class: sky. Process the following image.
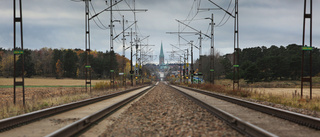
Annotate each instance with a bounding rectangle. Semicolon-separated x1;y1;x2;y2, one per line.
0;0;319;65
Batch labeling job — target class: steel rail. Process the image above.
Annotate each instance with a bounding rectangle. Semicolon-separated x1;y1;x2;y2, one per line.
0;85;149;131
46;85;154;137
170;85;278;137
175;85;320;130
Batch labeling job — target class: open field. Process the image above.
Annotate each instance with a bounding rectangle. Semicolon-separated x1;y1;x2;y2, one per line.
174;81;320;112
212;79;320;98
215;78;320;88
0;78;107;87
245;88;320;98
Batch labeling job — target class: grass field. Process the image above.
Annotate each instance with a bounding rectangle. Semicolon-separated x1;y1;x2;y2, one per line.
0;77;141;119
245;88;320;98
0;78;107;87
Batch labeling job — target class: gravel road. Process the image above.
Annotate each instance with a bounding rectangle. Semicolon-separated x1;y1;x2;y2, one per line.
101;82;242;137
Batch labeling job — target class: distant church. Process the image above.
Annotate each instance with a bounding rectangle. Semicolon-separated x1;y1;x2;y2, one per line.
159;42;164;65
159;42;167;70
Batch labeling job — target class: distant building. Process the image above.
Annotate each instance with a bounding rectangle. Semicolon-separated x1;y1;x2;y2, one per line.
159;42;168;71
159;42;164;65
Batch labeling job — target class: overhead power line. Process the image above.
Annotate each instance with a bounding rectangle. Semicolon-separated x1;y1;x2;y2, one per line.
89;1;108;30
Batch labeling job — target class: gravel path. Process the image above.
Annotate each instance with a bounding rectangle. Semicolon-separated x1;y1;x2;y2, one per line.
101;82;243;137
172;85;320;137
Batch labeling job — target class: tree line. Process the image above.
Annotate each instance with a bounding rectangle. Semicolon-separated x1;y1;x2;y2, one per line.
194;44;320;83
0;47;133;79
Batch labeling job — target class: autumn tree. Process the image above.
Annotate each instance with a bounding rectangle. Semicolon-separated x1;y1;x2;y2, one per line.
32;48;53;76
55;59;63;79
0;52;14;77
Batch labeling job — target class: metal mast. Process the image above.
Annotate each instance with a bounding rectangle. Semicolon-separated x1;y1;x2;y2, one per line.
190;41;194;84
207;0;239;90
122;15;126;87
109;0;115;88
84;0;91;92
233;0;240;91
130;28;134;86
198;32;202;84
13;0;25;105
209;14;215;84
301;0;313;99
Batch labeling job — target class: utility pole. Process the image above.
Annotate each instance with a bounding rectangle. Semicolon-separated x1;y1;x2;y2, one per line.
190;41;194;84
139;40;142;84
109;0;115;89
135;38;139;85
183;53;186;84
186;49;189;84
130;28;134;86
208;0;239;90
233;0;240;91
138;36;151;84
198;31;202;84
172;20;211;85
13;0;25;106
301;0;313;99
88;0;146;88
84;0;91;92
205;13;215;84
180;56;182;83
169;44;187;84
122;15;126;87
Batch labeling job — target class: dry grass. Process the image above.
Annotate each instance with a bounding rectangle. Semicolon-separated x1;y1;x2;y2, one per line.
0;77;144;119
0;85;142;119
244;88;320;98
0;77;106;86
215;77;320;88
172;81;320;112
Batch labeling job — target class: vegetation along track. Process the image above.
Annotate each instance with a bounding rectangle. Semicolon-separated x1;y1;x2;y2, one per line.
0;84;154;137
170;84;320;137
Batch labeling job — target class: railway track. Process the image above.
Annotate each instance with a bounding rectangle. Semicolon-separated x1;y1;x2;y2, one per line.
0;84;155;137
170;84;320;137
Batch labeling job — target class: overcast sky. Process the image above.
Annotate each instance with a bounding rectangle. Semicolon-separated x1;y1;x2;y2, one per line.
0;0;319;64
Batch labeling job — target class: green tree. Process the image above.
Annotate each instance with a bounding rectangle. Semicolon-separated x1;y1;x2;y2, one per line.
63;49;78;78
16;49;35;78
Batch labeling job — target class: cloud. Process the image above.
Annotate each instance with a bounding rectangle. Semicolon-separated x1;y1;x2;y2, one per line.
0;0;319;65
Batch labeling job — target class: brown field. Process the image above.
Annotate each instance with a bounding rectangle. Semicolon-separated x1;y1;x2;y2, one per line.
0;77;106;86
245;88;320;98
0;77;143;119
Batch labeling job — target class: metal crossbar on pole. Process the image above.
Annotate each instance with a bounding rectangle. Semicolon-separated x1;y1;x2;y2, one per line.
13;0;25;106
301;0;313;99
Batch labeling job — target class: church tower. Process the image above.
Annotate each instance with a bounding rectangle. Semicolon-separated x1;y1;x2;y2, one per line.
159;42;164;65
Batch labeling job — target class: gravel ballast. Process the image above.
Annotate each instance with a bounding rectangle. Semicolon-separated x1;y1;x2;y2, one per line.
101;82;243;137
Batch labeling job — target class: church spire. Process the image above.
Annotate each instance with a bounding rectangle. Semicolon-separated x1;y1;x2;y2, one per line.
159;42;164;65
160;42;164;58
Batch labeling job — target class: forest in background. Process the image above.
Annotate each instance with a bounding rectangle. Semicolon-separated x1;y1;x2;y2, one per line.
0;47;135;79
1;44;319;83
194;44;320;83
